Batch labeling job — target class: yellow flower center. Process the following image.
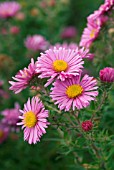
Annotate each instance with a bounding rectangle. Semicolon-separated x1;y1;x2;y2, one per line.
0;130;4;138
23;111;37;128
90;29;96;38
53;60;68;72
66;84;83;98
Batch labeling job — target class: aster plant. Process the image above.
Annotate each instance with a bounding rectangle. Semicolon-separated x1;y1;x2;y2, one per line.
1;0;114;169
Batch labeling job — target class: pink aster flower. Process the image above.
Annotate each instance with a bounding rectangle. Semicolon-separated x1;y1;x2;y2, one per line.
1;103;20;131
81;120;93;132
9;58;38;94
87;10;108;27
50;43;94;59
99;67;114;82
50;74;98;111
80;23;100;48
99;2;111;13
0;123;9;144
0;1;21;19
61;26;77;39
17;97;49;144
105;0;114;6
36;47;84;87
24;35;49;51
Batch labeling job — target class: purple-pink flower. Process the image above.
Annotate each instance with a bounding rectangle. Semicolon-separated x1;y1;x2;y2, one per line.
80;23;100;48
1;103;20;131
0;123;9;144
17;97;49;144
24;35;49;51
0;1;21;19
50;74;98;111
87;10;108;27
61;26;77;39
36;47;84;87
9;58;38;94
100;67;114;82
105;0;114;6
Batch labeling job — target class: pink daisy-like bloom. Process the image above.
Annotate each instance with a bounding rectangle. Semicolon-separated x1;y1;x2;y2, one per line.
1;103;20;131
9;58;38;94
36;47;84;87
17;97;49;144
50;74;98;111
61;26;77;39
24;35;49;51
80;23;100;48
87;10;108;27
81;120;93;132
99;2;111;13
0;123;9;144
105;0;114;6
50;43;94;59
99;67;114;82
0;1;21;19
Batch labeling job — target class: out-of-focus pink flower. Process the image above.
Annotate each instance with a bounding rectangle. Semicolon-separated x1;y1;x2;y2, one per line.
80;23;100;48
50;42;78;50
9;58;38;94
0;80;9;99
81;120;93;131
48;0;56;6
15;12;25;21
0;1;21;19
100;67;114;82
0;80;4;87
0;89;9;99
1;103;20;127
24;35;49;51
1;28;7;35
61;26;77;39
0;123;9;144
36;47;84;87
17;97;49;144
50;74;98;111
10;26;20;35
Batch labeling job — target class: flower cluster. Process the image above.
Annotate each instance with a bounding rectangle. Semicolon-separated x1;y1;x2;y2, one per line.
9;44;100;144
9;1;114;145
80;0;114;48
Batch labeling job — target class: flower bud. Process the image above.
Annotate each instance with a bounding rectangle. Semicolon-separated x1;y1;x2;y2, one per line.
99;67;114;83
81;120;93;132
